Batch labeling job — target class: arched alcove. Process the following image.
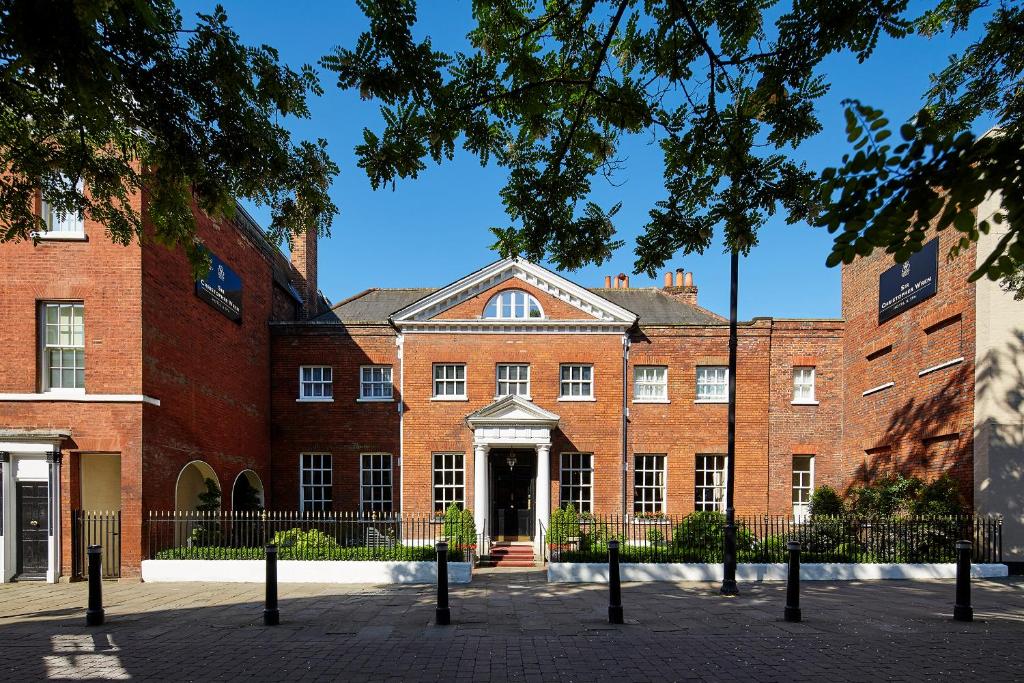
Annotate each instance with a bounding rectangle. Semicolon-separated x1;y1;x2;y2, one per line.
174;460;220;512
231;469;265;511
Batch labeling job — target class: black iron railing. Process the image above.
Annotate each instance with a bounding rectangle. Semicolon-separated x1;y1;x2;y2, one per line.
147;511;479;562
71;510;121;579
548;513;1002;564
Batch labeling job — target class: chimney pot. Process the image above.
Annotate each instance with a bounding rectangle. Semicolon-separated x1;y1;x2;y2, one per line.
617;273;628;289
685;272;693;287
604;275;612;289
663;272;672;287
611;276;618;289
675;270;684;287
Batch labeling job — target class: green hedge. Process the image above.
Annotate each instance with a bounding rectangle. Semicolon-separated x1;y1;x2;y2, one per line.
153;545;467;561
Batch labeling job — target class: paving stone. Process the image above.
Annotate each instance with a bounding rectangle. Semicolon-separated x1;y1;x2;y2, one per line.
0;572;1022;680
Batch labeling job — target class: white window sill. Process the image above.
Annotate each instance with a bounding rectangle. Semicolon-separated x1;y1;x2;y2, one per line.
694;399;728;404
633;399;670;404
357;397;394;403
791;400;820;406
43;388;86;396
296;397;334;403
919;357;965;377
431;396;468;402
862;382;894;397
558;396;596;402
36;232;87;241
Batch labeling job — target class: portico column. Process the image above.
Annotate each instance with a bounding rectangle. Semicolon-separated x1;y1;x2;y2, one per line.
473;444;489;553
46;449;62;583
535;443;551;556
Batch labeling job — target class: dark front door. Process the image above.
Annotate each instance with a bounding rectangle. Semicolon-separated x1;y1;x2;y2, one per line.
16;481;49;579
491;450;536;541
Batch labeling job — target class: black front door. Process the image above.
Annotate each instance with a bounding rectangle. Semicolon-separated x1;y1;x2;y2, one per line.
16;481;49;578
491;450;535;541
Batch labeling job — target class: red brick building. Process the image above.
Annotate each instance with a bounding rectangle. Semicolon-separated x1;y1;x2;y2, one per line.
0;195;315;582
269;258;846;555
3;192;1016;579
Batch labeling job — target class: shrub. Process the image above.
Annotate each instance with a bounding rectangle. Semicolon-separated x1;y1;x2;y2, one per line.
848;474;923;517
578;512;612;551
672;511;755;561
442;504;477;549
271;528;341;560
808;485;845;516
547;504;580;545
911;474;967;516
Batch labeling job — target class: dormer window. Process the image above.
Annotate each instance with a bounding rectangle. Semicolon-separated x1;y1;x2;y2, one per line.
483;289;543;319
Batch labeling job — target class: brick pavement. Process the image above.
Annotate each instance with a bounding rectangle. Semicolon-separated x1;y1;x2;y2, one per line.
1;569;1022;681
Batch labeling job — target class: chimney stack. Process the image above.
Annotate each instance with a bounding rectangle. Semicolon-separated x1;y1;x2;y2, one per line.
662;266;698;306
604;275;612;288
617;273;629;289
290;228;319;319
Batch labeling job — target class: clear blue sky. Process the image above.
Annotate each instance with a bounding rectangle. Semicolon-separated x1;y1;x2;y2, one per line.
177;1;992;319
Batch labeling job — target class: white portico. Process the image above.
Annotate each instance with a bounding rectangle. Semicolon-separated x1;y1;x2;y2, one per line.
466;395;559;555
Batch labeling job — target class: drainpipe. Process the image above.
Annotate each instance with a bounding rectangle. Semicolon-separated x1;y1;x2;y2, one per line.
396;332;405;514
621;332;630;518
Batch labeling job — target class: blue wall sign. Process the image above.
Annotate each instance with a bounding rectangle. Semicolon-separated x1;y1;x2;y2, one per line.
196;251;243;323
878;238;938;324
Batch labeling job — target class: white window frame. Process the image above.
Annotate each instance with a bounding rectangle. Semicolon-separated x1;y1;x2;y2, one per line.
495;363;530;398
298;365;333;402
432;363;467;400
792;366;818;405
299;453;332;513
792;455;814;519
559;364;594;401
39;176;86;239
360;453;394;514
483;289;545;319
695;366;728;403
432;452;465;516
694;454;728;512
633;454;666;515
560;452;593;513
40;302;85;394
359;365;393;402
633;366;669;403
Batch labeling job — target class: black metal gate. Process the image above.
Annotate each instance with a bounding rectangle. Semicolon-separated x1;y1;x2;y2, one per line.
71;510;121;579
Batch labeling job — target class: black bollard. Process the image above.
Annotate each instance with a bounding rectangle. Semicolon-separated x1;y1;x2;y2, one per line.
264;544;280;626
608;539;624;624
784;540;802;623
954;540;973;622
85;545;105;626
435;541;451;625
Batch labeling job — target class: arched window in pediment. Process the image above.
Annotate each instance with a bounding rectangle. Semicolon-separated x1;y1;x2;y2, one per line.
483;289;544;319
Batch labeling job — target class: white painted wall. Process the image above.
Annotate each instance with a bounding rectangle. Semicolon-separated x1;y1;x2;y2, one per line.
141;560;473;584
548;562;1008;583
974;189;1024;565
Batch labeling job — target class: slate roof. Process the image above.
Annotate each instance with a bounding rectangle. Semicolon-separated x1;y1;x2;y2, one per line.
316;286;725;326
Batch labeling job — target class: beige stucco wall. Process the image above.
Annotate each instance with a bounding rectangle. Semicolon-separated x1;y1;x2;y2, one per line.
80;453;122;511
974;190;1024;564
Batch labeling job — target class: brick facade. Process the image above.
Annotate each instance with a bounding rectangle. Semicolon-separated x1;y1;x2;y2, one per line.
840;229;977;501
0;196;307;579
0;196;1000;580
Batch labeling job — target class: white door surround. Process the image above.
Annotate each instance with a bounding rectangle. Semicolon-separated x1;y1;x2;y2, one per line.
0;430;68;583
466;395;559;556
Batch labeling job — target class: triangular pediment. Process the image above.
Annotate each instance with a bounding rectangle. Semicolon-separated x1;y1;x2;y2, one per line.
466;395;560;428
390;257;638;326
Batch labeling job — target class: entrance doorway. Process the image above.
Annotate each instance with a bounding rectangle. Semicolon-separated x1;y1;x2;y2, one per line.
16;481;49;579
490;449;536;541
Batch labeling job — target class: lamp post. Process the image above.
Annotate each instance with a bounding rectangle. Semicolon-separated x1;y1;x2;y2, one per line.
720;250;740;597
